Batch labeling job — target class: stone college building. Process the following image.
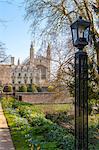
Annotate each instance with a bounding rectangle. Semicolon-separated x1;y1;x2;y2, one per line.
0;42;51;90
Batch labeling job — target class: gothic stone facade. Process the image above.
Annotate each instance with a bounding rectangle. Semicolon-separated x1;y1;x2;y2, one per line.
0;43;51;89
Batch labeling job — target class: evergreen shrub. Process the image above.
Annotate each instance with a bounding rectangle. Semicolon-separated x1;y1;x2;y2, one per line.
37;86;42;92
27;84;32;92
48;86;54;92
19;85;27;92
32;84;38;93
3;85;12;92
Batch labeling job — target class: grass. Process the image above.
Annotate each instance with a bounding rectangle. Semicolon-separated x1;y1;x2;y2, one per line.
26;103;73;113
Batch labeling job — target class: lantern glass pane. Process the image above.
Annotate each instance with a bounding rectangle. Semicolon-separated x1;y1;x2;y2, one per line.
72;29;77;43
78;26;84;38
84;27;89;42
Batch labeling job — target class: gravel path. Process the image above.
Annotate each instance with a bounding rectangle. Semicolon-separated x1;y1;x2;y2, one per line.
0;103;15;150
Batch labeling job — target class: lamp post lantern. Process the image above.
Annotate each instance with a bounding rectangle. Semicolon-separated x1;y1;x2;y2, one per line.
70;16;90;150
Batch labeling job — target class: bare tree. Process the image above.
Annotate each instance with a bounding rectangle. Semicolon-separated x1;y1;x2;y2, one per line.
24;0;98;37
24;0;99;70
24;0;99;99
0;42;11;64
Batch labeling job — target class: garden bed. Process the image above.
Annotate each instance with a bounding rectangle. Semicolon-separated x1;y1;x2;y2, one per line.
1;97;99;150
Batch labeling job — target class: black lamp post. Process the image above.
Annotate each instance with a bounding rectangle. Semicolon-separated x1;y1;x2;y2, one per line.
70;16;90;150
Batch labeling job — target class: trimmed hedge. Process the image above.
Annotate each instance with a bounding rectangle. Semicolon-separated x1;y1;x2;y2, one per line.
19;85;27;92
3;85;12;92
48;86;54;92
27;84;33;92
32;84;38;93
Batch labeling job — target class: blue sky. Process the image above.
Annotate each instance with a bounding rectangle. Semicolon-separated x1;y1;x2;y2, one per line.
0;0;34;64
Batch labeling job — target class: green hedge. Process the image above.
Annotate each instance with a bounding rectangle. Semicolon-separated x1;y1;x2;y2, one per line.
27;85;33;92
3;85;12;92
23;84;38;93
19;85;27;92
48;86;54;92
32;84;38;93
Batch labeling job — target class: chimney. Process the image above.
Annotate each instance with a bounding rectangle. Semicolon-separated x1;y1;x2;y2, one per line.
46;43;51;80
46;43;51;59
11;57;15;65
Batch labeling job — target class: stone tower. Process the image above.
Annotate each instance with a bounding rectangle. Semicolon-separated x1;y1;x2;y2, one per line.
30;41;34;65
17;58;20;65
46;43;51;80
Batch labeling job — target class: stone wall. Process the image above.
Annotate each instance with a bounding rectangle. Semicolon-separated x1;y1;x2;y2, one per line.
16;92;73;104
0;65;12;85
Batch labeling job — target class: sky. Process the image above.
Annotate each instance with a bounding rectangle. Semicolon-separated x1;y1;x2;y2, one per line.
0;0;98;65
0;0;34;64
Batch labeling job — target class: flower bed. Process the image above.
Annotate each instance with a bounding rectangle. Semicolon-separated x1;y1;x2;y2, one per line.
1;97;98;150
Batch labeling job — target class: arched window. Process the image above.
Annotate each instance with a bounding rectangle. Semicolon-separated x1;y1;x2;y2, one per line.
37;65;46;79
24;79;27;84
18;81;21;84
41;67;46;79
12;80;14;84
18;73;21;77
30;79;32;84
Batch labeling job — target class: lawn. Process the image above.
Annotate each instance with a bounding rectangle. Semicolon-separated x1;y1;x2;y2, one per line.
0;97;99;150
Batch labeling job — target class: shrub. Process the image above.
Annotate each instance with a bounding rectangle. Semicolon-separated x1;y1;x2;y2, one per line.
27;84;32;92
48;86;54;92
32;84;38;93
0;85;3;92
27;84;38;93
1;97;15;108
3;85;12;92
36;86;42;92
46;112;69;124
88;85;99;100
1;97;98;150
88;99;99;115
19;85;27;92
